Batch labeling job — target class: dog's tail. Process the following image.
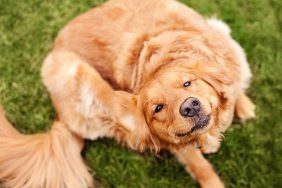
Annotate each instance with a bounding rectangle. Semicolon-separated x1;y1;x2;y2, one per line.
0;106;94;188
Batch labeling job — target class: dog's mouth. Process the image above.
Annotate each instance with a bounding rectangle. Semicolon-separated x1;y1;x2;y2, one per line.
191;115;210;132
175;115;210;137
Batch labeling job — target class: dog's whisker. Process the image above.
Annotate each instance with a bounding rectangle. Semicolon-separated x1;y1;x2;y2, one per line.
215;104;223;112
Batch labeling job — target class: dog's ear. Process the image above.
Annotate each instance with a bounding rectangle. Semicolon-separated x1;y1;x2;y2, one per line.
134;96;160;152
114;92;160;152
188;61;233;97
133;42;163;91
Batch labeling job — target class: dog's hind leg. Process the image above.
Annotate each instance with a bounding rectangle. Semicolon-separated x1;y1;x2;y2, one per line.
41;50;139;140
42;50;118;140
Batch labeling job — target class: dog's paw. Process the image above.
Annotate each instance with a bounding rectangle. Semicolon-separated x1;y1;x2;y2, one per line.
200;144;221;154
235;93;255;122
200;133;221;154
202;177;225;188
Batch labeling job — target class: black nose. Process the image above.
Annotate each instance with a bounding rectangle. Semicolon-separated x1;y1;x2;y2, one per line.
179;97;201;117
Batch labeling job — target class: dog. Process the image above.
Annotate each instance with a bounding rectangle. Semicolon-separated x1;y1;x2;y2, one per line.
0;0;255;187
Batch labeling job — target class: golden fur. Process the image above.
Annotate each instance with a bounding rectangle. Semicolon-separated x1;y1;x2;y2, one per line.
0;107;93;188
0;0;255;187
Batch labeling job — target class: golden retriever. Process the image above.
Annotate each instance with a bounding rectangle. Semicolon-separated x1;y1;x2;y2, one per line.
0;0;255;187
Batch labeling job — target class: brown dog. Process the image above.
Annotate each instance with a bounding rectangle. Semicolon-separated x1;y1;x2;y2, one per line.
0;0;255;187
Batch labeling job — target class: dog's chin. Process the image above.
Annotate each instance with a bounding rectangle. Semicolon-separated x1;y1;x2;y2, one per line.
191;115;211;133
175;115;211;138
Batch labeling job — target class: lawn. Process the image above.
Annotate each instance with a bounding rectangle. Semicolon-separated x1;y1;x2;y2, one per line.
0;0;281;187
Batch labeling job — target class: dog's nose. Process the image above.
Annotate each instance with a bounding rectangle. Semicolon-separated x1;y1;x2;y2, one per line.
179;97;201;117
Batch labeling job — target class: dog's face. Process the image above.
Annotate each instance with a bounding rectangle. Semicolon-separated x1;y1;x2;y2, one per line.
139;64;222;144
132;49;234;147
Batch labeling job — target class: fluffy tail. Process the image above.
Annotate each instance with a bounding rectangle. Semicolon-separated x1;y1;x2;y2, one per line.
0;106;94;188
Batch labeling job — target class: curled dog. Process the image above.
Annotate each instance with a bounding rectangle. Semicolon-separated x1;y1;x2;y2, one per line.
0;0;255;187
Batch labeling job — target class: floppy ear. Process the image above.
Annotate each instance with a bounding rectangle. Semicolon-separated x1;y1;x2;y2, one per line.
113;92;160;152
133;42;163;91
188;61;233;97
134;96;161;152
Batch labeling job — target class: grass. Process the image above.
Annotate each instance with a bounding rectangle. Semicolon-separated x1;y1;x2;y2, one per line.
0;0;281;187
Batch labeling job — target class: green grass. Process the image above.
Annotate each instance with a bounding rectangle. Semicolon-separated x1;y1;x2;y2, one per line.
0;0;281;187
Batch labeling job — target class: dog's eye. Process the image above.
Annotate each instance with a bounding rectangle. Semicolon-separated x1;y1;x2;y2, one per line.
183;81;191;87
155;104;164;113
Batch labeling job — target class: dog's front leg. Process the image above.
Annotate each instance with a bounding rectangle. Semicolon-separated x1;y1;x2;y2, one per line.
171;145;224;188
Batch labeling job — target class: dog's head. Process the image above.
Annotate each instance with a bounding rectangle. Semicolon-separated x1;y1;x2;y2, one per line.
125;31;235;150
138;63;232;145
